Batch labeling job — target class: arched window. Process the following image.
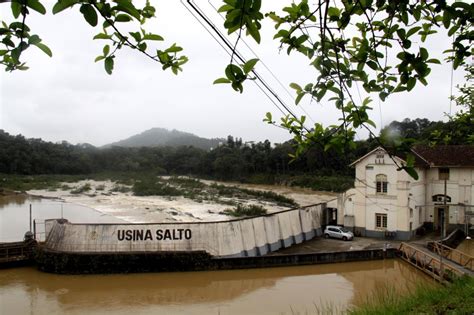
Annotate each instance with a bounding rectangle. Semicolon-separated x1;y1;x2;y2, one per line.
376;174;388;194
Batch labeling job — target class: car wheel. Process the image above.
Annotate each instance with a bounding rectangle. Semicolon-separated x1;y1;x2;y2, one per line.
343;236;347;241
324;233;329;239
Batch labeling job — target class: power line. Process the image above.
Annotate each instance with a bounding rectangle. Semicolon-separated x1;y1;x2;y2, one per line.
207;0;317;125
181;1;288;117
183;0;311;133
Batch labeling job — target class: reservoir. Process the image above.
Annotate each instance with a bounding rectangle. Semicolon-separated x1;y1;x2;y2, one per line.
0;195;435;314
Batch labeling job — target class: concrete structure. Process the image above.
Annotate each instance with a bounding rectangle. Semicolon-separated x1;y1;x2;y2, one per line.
341;145;474;240
42;204;324;258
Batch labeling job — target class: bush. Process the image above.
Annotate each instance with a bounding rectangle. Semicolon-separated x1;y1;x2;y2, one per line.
70;183;92;194
132;178;181;196
223;204;267;217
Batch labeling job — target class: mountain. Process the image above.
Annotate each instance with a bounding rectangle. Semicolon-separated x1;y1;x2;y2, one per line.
103;128;224;150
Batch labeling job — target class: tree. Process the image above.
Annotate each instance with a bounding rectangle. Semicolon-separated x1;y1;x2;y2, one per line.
1;0;472;178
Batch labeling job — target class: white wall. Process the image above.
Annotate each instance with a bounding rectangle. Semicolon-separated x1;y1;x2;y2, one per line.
43;205;323;257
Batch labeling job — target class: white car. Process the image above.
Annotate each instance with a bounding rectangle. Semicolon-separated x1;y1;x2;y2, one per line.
324;225;354;241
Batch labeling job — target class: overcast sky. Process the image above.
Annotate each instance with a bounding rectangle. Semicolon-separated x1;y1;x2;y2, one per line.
0;1;465;146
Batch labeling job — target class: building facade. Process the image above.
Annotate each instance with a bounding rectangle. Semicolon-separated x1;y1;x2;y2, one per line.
342;145;474;240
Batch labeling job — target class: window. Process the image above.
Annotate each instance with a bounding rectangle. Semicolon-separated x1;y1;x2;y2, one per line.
375;150;385;164
366;165;374;170
376;213;387;229
376;174;388;194
419;208;422;222
439;168;449;180
410;208;413;218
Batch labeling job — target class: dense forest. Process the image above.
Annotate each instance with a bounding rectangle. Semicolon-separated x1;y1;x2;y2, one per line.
0;117;470;191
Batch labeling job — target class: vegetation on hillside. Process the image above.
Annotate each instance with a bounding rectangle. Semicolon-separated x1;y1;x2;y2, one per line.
0;117;471;192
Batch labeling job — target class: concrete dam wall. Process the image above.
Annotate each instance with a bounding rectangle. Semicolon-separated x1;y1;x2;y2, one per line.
43;204;324;258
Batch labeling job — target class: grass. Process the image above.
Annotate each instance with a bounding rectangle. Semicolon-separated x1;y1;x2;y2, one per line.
350;275;474;314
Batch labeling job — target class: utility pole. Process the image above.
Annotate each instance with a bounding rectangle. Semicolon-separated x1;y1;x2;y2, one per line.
443;178;447;238
29;204;32;232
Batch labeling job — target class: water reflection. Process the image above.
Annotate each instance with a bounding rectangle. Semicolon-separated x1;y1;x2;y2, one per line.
0;260;434;315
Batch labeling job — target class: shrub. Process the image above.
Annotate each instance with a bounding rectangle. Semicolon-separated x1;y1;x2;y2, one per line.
132;178;181;196
70;183;92;194
223;204;267;217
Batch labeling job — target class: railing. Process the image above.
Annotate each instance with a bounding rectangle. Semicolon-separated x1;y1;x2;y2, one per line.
431;241;473;271
399;242;465;283
33;219;46;242
0;241;36;263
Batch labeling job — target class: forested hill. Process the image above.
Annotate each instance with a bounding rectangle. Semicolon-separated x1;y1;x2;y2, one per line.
103;128;224;150
0;117;470;191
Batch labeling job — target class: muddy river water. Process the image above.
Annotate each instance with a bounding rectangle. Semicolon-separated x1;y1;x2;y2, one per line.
0;194;435;314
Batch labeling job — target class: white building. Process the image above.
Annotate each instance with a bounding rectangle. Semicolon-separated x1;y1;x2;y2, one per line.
341;145;474;240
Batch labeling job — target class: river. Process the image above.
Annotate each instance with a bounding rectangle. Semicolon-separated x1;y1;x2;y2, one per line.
0;194;435;314
0;195;124;242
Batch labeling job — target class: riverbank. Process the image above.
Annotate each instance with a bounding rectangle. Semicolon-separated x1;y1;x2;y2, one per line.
350;275;474;314
20;177;335;224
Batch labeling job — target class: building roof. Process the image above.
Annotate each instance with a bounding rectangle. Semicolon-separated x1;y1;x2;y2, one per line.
349;146;404;167
412;145;474;167
350;145;474;168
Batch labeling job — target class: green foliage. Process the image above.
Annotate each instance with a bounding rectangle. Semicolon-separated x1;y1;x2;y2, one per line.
1;0;187;74
223;203;267;217
285;174;353;193
214;59;259;93
350;276;474;315
132;178;181;196
70;183;91;194
110;184;131;193
209;183;298;208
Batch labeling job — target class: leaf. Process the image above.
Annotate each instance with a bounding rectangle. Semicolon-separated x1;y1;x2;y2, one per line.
264;112;272;123
407;77;416;91
94;55;105;62
213;78;231;84
93;33;110;40
80;4;98;27
33;42;52;57
164;43;183;53
52;0;80;14
28;34;41;45
115;14;132;22
403;166;419;180
289;82;302;91
243;58;258;74
26;0;46;15
11;1;21;19
246;22;261;44
419;47;428;60
143;34;163;41
11;47;21;63
295;92;304;105
426;58;441;64
103;44;110;56
113;0;141;20
104;56;114;75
